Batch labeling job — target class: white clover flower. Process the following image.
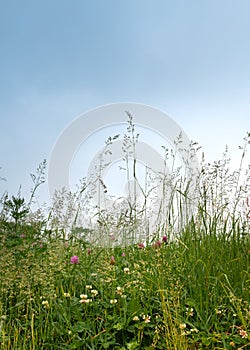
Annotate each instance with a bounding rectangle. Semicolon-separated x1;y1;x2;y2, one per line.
42;300;49;309
110;299;118;304
85;299;93;303
90;289;98;297
79;298;92;304
80;294;88;299
116;286;123;295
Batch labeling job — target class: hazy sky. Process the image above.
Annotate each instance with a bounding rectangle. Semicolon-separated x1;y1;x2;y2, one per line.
0;0;249;204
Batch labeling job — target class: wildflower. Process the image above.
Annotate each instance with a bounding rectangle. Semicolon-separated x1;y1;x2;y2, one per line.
80;294;88;299
20;234;25;238
239;329;248;338
162;235;167;243
190;328;199;333
142;314;151;323
124;267;130;273
116;286;123;295
133;316;139;321
79;298;92;303
229;341;235;347
42;300;49;309
70;255;79;264
179;323;186;330
215;308;222;314
152;240;161;248
186;307;194;316
90;289;98;297
110;256;115;265
63;292;70;298
110;299;117;304
79;294;93;303
122;252;125;257
137;243;145;249
86;285;92;290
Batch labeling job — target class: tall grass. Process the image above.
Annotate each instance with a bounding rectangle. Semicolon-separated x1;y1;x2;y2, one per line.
0;121;249;349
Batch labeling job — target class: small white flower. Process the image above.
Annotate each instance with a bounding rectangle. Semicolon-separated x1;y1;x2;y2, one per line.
90;289;98;297
80;294;88;299
133;316;139;321
42;300;49;309
116;286;123;295
110;299;118;304
142;314;151;323
79;298;92;304
239;329;248;339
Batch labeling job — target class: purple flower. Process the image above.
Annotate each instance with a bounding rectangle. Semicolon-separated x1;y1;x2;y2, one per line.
137;243;145;249
162;235;168;243
122;252;125;257
70;255;79;264
152;240;162;248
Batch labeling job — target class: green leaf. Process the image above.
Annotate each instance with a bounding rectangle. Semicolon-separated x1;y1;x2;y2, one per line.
113;322;124;330
73;321;86;333
126;341;139;350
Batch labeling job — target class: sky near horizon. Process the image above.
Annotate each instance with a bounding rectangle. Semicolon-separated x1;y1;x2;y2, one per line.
0;0;249;205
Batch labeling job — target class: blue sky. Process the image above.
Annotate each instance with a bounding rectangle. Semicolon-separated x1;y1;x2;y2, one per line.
0;0;249;204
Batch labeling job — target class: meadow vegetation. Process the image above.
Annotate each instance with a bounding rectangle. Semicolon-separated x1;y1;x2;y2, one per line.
0;120;249;349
